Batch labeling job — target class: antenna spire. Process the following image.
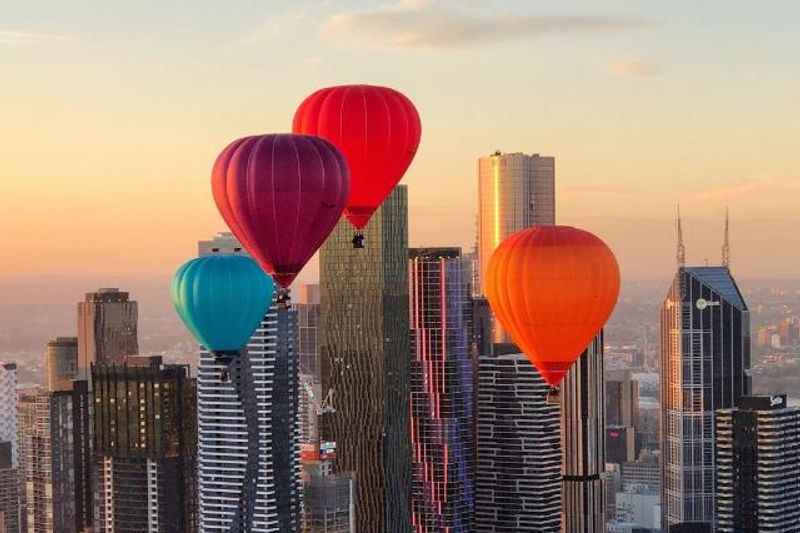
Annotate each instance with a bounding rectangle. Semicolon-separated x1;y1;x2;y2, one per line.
676;203;686;268
722;207;730;268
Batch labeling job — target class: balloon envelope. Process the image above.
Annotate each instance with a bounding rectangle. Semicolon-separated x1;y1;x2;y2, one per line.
485;225;620;387
293;84;421;229
171;255;274;354
212;133;350;288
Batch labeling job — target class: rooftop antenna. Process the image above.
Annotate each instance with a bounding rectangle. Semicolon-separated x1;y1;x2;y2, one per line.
722;207;730;268
676;203;686;268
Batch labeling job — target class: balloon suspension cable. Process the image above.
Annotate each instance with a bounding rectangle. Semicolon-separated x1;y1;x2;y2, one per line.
352;232;366;249
276;287;291;308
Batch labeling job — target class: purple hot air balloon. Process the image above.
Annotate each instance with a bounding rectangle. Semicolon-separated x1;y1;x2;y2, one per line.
212;134;350;288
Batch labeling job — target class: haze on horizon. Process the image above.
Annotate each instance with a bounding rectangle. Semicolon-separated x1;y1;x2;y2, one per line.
3;0;800;292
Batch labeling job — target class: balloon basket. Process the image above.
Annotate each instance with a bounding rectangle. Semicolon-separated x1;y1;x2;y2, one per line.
352;233;365;249
546;387;561;405
276;289;291;308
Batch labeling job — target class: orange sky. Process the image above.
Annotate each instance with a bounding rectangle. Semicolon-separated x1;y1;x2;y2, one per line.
3;1;800;285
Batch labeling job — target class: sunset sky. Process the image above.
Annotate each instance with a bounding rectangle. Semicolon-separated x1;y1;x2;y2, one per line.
3;0;800;290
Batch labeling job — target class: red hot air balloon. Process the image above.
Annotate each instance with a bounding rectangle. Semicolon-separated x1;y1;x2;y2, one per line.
485;225;620;387
292;84;421;230
212;134;350;288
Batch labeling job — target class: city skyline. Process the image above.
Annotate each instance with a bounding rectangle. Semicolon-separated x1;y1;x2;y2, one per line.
4;1;800;285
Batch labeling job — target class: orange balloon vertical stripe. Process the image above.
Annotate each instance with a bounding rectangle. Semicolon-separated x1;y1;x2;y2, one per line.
485;225;620;386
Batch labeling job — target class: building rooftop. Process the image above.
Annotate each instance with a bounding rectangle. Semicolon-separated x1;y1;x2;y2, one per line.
684;266;746;310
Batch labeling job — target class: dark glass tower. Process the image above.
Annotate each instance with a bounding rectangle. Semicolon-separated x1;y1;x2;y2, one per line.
320;185;411;533
408;247;474;532
561;334;606;533
660;266;750;531
77;289;138;379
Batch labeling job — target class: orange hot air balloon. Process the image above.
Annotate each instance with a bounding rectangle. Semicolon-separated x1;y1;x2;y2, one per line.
485;225;620;387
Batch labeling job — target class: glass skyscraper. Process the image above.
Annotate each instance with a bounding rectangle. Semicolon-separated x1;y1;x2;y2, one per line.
660;266;750;531
319;185;411;533
196;233;301;532
476;151;555;298
77;289;138;379
408;247;474;532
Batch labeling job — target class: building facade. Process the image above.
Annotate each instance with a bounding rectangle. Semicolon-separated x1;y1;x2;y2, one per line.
319;185;411;532
408;247;475;532
476;151;555;298
715;395;800;532
660;266;750;531
77;289;138;378
561;335;606;533
18;389;76;533
606;369;640;464
0;363;17;466
197;232;301;532
296;286;322;449
0;441;18;533
475;353;561;532
92;356;196;533
46;337;78;392
303;474;355;533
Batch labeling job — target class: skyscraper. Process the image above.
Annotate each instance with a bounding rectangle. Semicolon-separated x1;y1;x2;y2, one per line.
92;356;196;533
196;233;301;532
0;441;19;533
476;151;555;298
660;266;750;531
0;363;17;466
606;369;640;464
303;473;356;533
320;185;411;532
77;288;138;379
296;284;322;448
408;247;474;532
561;335;606;533
475;352;561;532
715;394;800;532
45;337;78;392
18;388;76;533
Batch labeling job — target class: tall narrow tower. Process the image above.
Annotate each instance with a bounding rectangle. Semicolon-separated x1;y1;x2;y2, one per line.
660;266;750;531
676;204;686;268
561;335;606;533
320;185;411;533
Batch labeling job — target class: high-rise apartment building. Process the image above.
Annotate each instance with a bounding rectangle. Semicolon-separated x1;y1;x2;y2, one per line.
92;356;196;533
561;335;606;533
0;441;18;533
408;247;474;532
196;233;301;532
319;185;411;532
715;395;800;532
476;151;555;297
660;266;750;531
46;337;78;392
18;388;76;533
77;289;138;378
475;352;561;532
0;363;17;466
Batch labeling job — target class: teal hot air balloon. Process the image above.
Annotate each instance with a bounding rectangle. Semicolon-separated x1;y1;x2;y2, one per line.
171;255;274;355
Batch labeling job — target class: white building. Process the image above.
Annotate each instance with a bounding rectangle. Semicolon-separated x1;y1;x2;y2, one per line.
196;233;301;532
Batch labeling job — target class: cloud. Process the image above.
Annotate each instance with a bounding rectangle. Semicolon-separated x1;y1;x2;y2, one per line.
609;59;660;77
0;30;71;46
321;1;650;49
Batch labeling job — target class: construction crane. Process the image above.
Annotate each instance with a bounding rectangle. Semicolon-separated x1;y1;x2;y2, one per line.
302;378;335;415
